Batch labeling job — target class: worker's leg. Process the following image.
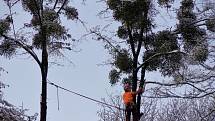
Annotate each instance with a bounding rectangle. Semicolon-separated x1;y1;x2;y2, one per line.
125;104;131;121
131;104;139;121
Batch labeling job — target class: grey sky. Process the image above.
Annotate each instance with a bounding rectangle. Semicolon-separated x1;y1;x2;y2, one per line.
0;0;174;121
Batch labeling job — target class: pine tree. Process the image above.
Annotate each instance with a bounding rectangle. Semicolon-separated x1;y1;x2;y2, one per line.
0;0;78;121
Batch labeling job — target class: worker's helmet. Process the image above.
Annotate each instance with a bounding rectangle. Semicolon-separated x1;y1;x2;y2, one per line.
124;83;131;90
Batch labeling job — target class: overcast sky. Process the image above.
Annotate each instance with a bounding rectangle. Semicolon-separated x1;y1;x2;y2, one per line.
0;0;173;121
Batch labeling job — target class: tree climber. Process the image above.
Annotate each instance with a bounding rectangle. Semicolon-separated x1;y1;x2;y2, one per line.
123;83;144;121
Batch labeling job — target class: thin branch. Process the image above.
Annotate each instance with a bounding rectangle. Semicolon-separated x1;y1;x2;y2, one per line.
202;109;215;121
137;50;187;71
57;0;68;14
53;0;59;9
11;0;20;7
1;34;41;67
187;73;215;84
126;24;136;56
200;63;215;71
145;81;206;92
172;18;215;34
136;27;144;57
32;0;43;29
90;30;121;54
7;0;17;41
142;90;215;99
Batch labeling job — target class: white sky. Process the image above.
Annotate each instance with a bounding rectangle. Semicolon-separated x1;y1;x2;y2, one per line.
0;0;176;121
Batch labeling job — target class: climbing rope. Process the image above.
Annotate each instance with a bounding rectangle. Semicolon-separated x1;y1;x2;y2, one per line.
47;81;125;111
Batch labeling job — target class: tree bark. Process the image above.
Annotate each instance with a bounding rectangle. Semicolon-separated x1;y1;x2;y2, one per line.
40;26;48;121
40;67;47;121
136;65;146;120
132;55;139;121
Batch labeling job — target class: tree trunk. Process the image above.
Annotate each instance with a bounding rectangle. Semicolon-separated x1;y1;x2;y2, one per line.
136;66;146;120
132;55;139;121
40;49;48;121
40;27;48;121
40;68;47;121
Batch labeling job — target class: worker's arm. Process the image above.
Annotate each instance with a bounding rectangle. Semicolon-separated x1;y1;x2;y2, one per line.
137;85;145;94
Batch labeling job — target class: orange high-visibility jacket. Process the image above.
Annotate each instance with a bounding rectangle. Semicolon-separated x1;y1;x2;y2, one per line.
123;92;136;105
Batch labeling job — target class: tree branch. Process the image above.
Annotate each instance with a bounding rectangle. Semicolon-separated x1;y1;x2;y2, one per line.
4;1;41;67
57;0;68;14
142;90;215;99
53;0;59;9
136;50;187;71
126;24;136;56
136;27;144;57
90;30;122;54
11;0;20;7
145;81;206;92
172;18;215;35
1;34;42;67
32;0;43;27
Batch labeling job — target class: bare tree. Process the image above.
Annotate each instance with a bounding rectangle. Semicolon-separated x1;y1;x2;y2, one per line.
156;97;215;121
98;94;215;121
97;93;158;121
97;94;125;121
0;68;37;121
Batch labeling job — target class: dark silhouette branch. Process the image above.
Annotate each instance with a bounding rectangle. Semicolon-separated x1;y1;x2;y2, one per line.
90;29;122;54
57;0;68;14
53;0;59;9
136;27;144;57
32;0;43;26
137;50;187;71
145;81;206;92
126;24;136;56
142;90;215;99
172;18;215;35
202;109;215;121
11;0;20;7
1;34;41;67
